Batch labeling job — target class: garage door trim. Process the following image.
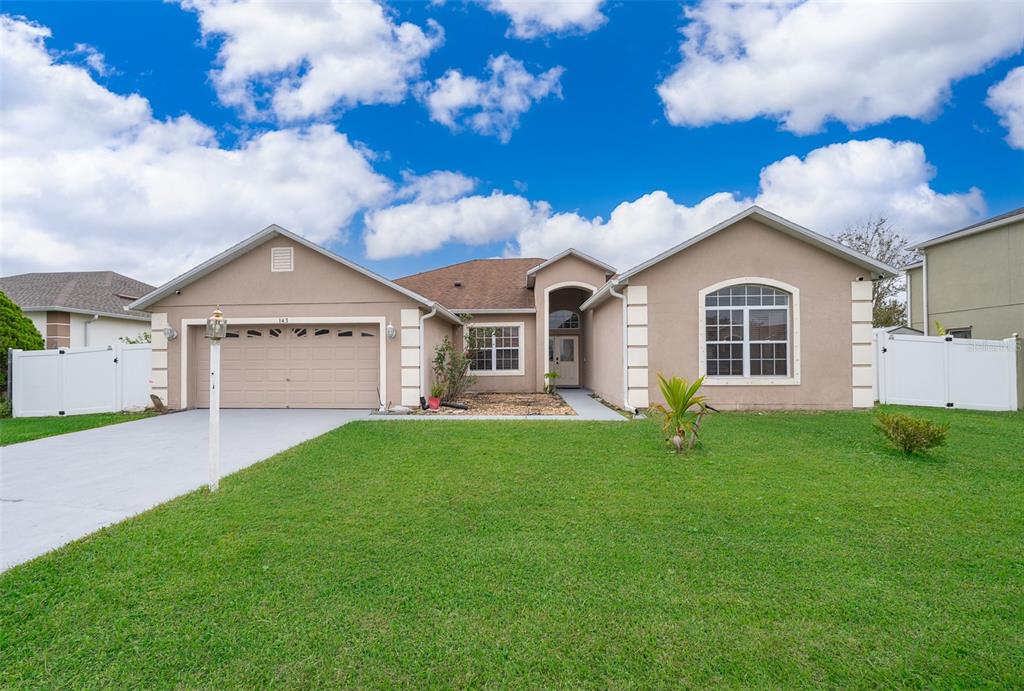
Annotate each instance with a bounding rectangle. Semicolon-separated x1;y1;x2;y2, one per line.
179;316;388;409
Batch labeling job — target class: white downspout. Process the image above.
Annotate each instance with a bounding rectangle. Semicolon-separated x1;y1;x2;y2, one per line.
608;281;636;414
921;253;929;335
84;313;99;346
904;270;912;327
419;304;438;403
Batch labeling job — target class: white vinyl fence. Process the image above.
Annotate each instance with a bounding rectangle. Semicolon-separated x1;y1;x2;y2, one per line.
875;332;1019;411
10;344;152;418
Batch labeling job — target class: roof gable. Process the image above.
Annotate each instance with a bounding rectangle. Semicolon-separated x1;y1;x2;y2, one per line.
129;225;459;321
582;206;897;310
524;248;616;288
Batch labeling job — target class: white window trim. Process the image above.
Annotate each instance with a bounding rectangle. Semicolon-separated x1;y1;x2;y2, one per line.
180;316;387;408
464;321;525;377
698;277;801;386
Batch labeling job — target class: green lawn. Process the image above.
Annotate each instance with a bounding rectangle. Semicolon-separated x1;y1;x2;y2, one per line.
2;407;1022;687
0;410;155;446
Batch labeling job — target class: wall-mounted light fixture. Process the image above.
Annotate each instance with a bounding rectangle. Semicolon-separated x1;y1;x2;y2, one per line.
163;326;179;341
386;321;397;340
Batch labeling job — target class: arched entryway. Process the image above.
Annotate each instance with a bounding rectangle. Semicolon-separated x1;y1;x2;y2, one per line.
543;282;596;389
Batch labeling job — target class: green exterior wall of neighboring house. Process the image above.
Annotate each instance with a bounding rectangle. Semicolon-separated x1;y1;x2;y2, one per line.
912;218;1023;340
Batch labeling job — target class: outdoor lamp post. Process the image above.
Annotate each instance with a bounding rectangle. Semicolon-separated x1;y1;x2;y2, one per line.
205;306;227;492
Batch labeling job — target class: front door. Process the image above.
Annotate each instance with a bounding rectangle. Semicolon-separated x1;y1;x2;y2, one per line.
548;336;579;387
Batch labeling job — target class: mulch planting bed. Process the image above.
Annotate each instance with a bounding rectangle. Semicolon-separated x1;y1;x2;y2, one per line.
415;392;575;416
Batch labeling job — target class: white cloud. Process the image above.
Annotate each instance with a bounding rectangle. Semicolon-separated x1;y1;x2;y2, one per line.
481;0;606;39
987;66;1024;149
396;170;478;203
180;0;442;120
422;54;563;142
364;192;546;259
657;1;1024;134
364;139;984;269
69;43;112;76
0;15;392;283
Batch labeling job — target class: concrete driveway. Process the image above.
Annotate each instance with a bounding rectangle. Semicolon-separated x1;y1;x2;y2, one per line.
1;409;366;571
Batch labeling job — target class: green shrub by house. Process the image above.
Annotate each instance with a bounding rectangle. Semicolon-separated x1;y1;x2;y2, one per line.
875;411;950;453
0;290;44;400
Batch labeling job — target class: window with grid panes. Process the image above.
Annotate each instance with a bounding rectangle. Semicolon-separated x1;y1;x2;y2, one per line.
467;326;521;372
705;285;790;377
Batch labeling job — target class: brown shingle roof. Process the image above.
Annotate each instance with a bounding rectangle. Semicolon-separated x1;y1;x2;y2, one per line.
395;258;544;310
0;271;155;319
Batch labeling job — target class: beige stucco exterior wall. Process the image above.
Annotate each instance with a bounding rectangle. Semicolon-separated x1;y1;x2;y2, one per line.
630;218;865;410
530;255;612;391
456;313;538;393
907;266;924;332
148;236;431;409
920;219;1023;340
585;295;625;408
422;313;455;394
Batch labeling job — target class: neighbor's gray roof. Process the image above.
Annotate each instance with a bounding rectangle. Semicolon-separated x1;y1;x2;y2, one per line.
913;206;1024;250
0;271;155;320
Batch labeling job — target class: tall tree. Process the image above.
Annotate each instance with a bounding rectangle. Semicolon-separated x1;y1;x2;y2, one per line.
1;290;45;397
835;216;918;327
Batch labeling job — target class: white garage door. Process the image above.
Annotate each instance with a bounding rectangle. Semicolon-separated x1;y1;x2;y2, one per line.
196;325;380;409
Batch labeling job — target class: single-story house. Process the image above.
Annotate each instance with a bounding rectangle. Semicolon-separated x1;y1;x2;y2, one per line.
128;206;896;412
0;271;154;348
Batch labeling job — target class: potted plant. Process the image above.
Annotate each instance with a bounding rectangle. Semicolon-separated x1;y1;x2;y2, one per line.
428;383;444;410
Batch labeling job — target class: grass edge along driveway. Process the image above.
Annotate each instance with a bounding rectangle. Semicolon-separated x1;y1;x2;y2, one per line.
2;406;1022;688
0;410;155;446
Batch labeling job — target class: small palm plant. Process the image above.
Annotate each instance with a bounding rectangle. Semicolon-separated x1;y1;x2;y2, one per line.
650;374;709;453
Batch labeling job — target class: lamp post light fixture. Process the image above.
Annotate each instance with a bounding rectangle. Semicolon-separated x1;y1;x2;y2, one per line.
205;306;227;492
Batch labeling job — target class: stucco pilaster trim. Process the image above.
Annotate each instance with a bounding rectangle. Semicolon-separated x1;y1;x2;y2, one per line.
400;309;421;407
851;280;874;408
149;312;168;405
625;285;649;408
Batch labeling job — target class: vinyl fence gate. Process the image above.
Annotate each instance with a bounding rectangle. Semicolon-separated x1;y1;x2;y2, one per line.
875;333;1019;411
10;344;152;418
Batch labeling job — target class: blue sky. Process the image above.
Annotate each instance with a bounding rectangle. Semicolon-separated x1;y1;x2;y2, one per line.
1;1;1022;284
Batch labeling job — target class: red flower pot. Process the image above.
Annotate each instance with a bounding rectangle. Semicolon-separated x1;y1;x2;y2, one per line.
428;396;441;410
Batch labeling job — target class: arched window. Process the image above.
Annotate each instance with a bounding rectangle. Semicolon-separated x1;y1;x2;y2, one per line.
705;284;790;377
549;309;580;330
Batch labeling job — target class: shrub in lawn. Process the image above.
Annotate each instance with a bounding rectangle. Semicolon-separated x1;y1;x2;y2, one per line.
650;374;709;453
875;412;949;453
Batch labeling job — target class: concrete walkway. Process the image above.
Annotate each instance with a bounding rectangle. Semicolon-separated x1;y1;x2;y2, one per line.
557;388;629;420
1;409;365;571
369;388;627;421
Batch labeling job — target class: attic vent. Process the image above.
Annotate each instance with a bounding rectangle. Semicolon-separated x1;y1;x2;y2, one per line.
271;247;293;272
453;281;462;287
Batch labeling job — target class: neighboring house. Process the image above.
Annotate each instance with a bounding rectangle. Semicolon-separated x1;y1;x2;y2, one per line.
128;206;895;412
905;207;1023;340
0;271;154;348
